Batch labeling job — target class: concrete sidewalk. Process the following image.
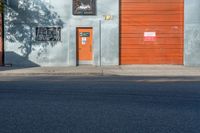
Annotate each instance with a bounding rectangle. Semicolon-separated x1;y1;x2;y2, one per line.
0;65;200;76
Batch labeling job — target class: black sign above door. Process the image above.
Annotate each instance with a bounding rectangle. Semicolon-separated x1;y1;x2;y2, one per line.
73;0;96;15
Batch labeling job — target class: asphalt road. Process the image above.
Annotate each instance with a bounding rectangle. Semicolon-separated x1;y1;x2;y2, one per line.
0;76;200;133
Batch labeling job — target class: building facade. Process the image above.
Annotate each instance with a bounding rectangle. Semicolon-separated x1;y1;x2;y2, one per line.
0;0;200;67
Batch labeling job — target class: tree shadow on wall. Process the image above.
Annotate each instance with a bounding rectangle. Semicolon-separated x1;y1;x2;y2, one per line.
5;0;64;60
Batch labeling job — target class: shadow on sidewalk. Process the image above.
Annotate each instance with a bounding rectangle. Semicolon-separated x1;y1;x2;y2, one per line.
0;52;39;71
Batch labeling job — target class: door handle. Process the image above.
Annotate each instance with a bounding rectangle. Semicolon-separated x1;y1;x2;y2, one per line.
90;45;92;52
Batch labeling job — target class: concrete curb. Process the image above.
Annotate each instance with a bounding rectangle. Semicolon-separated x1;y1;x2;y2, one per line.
1;66;200;77
0;72;104;76
1;71;200;77
0;67;103;76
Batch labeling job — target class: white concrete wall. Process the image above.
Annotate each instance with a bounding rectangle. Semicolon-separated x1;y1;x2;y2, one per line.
4;0;119;67
184;0;200;66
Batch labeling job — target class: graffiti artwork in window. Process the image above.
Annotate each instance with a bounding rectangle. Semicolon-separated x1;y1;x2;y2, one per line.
36;27;61;41
73;0;96;15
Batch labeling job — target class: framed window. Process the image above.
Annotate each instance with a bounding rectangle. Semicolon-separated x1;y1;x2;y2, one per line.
36;27;61;42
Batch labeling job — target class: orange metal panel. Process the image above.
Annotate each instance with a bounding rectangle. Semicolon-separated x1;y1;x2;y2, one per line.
120;0;184;65
0;15;3;65
77;28;93;61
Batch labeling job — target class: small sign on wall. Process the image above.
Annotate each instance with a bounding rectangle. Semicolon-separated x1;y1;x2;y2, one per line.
144;32;156;41
82;37;87;45
80;32;90;37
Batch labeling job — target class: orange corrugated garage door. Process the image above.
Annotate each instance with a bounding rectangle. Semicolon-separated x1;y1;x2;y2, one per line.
0;15;3;65
120;0;184;64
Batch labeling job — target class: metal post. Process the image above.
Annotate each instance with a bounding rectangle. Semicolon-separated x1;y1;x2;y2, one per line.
99;20;101;66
